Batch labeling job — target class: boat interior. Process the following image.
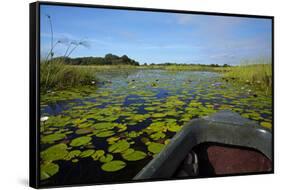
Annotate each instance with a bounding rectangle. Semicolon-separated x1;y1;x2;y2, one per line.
174;142;272;178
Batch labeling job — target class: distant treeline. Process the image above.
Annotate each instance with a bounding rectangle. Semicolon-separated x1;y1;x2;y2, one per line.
52;53;231;67
53;54;140;66
145;62;231;67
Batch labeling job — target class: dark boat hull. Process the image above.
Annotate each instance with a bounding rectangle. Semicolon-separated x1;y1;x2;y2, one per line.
134;110;272;180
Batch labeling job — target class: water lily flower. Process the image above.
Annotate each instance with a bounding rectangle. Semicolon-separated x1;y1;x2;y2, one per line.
91;81;96;84
40;116;49;122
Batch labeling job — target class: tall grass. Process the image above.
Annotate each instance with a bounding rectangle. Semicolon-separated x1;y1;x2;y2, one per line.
223;60;272;92
40;59;96;91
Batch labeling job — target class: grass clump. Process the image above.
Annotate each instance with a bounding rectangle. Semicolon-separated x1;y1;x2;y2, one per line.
223;60;272;91
40;59;96;91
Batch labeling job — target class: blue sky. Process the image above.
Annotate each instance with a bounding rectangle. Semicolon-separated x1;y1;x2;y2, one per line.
40;5;272;65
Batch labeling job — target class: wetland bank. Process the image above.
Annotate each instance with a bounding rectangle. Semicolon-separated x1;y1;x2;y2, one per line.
40;63;272;186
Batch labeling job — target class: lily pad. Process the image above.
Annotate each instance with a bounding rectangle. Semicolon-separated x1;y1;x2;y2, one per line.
65;150;81;160
99;154;113;163
75;128;93;135
41;143;68;161
40;162;59;180
108;140;130;153
41;133;66;144
94;122;115;130
101;160;126;172
80;149;95;158
151;113;166;118
167;124;181;132
122;150;147;161
70;136;92;147
95;130;115;138
260;122;272;129
147;142;165;154
92;150;105;160
107;136;120;144
150;132;165;140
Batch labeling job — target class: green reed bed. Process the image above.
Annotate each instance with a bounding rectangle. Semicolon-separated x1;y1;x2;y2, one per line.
223;62;272;93
40;59;97;91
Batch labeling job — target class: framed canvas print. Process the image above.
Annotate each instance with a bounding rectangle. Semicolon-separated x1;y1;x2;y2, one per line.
29;1;274;188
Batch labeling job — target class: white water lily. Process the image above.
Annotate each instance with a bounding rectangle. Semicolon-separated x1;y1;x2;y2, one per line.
40;116;49;122
91;81;96;84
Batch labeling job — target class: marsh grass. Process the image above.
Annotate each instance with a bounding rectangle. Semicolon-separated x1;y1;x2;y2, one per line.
40;59;96;91
223;60;272;92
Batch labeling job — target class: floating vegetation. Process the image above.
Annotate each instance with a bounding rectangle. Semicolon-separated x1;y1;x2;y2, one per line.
101;160;127;172
70;136;92;147
92;150;105;160
122;150;147;161
40;69;272;182
108;140;130;153
41;143;68;161
147;142;165;154
41;133;66;144
260;121;272;129
65;150;81;161
80;149;95;158
41;162;59;180
95;130;115;137
100;154;114;163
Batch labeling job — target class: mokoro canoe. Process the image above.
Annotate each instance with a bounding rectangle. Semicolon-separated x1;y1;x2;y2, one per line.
134;110;272;180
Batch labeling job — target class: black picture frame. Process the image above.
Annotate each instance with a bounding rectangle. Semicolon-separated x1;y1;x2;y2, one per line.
30;1;274;188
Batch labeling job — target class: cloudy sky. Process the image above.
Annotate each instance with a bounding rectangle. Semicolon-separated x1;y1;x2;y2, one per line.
40;5;272;65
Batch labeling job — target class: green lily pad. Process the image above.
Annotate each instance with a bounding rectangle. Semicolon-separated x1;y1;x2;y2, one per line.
167;124;181;132
99;154;113;163
80;149;95;158
75;128;93;135
41;133;66;144
151;113;166;118
141;137;150;144
78;122;92;129
122;148;135;156
260;122;272;129
40;162;59;180
147;142;165;154
41;143;68;161
127;131;139;138
70;136;92;147
101;160;126;172
94;122;115;130
92;150;105;160
72;158;79;163
150;132;165;140
108;140;130;153
116;124;127;132
107;136;120;144
122;150;147;161
95;130;115;137
65;150;81;160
